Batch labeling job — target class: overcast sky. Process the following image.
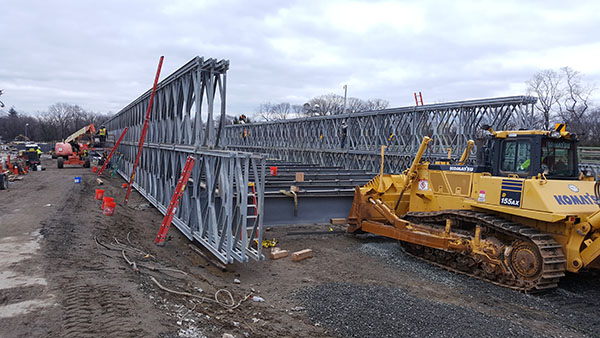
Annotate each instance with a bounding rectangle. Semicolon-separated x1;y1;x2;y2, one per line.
1;0;599;117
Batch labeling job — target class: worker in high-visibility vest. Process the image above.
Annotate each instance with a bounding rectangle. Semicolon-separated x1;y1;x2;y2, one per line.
98;126;107;142
36;148;42;156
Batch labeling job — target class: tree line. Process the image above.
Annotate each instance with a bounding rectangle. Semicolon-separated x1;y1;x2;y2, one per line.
255;94;390;121
0;103;111;143
523;66;598;145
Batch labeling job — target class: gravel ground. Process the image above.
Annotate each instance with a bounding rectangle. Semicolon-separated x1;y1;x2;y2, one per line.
296;282;537;338
294;237;599;338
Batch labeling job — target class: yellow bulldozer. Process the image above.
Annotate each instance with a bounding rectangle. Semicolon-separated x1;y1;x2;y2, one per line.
348;125;600;291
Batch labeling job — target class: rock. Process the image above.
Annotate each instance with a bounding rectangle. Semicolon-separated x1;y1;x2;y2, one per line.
222;334;235;338
251;296;264;302
233;278;241;284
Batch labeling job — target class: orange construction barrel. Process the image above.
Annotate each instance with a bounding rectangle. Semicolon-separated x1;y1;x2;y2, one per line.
92;167;98;173
95;189;104;200
270;166;278;176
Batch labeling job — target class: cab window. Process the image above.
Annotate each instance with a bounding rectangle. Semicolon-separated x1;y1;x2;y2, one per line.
541;139;577;177
501;141;531;174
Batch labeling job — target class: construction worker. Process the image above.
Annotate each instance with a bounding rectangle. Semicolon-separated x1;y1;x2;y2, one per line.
36;148;42;156
69;141;80;154
340;121;348;149
98;126;107;143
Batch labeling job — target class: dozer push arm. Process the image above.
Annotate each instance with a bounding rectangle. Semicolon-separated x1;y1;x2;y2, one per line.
391;136;432;213
458;140;474;165
406;136;432;181
396;136;432;193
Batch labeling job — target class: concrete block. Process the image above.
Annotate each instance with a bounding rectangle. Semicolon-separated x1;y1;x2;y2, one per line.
291;249;313;262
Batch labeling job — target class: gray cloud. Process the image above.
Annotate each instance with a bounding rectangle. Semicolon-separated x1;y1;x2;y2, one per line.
0;0;598;117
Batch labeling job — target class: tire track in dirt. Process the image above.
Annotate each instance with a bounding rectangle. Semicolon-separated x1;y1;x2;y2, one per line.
61;283;141;338
40;173;168;337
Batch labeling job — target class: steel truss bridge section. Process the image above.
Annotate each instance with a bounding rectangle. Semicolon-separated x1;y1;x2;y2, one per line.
222;96;537;173
103;56;267;264
105;56;230;148
115;142;266;264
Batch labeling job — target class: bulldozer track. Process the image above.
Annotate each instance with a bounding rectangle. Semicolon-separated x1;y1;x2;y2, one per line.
402;210;566;292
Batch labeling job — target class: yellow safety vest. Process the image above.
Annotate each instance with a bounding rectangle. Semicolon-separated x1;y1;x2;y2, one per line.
99;128;106;136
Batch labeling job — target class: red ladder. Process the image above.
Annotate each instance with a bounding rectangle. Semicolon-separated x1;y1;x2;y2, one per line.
125;56;164;204
155;156;196;246
97;127;128;176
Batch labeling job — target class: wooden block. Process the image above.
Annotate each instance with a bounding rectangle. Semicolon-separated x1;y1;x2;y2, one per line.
270;248;289;260
291;249;313;262
295;172;304;182
330;218;347;225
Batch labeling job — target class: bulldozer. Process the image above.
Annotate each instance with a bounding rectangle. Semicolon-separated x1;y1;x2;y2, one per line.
348;124;600;291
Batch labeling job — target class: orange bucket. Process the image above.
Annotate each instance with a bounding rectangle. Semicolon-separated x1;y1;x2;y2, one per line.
101;196;114;210
92;167;98;173
95;189;104;200
270;166;277;176
122;183;127;188
103;201;116;216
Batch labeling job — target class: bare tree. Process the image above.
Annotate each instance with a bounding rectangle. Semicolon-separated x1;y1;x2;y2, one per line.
308;94;345;116
256;102;275;121
587;107;600;146
271;103;292;120
557;67;594;134
306;94;389;116
346;97;365;113
291;104;304;116
256;95;390;120
363;98;390;111
256;102;293;121
526;70;562;130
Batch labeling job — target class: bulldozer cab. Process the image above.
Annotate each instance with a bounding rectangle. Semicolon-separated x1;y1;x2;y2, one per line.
483;132;579;180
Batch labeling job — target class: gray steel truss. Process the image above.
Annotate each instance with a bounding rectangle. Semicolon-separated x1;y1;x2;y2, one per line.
104;57;266;264
106;56;230;148
222;96;538;173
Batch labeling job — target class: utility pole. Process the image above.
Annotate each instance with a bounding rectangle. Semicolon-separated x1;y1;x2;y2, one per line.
343;84;348;114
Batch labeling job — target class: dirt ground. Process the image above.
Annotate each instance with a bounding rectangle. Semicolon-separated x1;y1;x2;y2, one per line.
1;157;600;338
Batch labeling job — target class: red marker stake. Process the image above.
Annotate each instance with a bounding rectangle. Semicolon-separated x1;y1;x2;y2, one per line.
124;56;164;204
